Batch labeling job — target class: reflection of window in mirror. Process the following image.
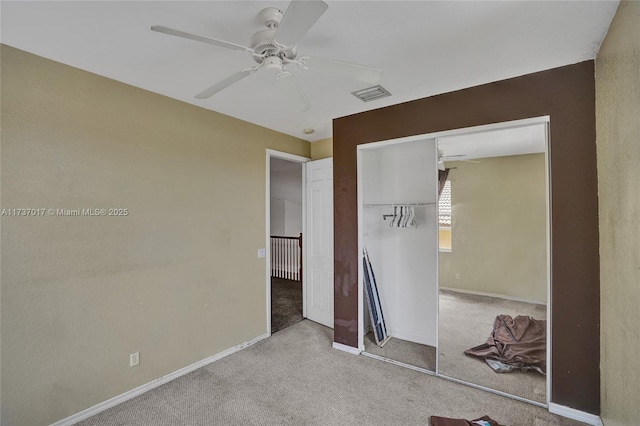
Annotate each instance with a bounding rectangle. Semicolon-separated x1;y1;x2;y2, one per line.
439;180;452;252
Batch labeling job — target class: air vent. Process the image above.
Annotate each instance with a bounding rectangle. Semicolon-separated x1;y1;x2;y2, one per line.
351;85;391;102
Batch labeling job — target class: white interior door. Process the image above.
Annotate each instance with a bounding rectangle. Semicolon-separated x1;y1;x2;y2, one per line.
305;158;334;328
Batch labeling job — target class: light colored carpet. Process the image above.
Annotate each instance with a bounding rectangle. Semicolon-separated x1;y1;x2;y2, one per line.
438;289;548;404
364;332;436;372
362;290;545;403
77;320;585;426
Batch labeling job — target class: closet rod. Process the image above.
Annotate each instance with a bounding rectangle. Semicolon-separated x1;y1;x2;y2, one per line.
363;202;435;207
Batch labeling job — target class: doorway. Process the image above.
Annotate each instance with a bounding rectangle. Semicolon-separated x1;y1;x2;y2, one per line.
267;151;308;335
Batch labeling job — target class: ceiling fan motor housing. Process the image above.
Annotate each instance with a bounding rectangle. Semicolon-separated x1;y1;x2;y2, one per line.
250;28;297;64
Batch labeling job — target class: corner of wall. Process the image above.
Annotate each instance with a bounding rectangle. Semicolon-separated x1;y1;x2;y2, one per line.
310;137;333;160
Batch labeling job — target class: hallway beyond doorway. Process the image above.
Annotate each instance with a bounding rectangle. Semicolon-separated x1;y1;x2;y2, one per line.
271;278;303;333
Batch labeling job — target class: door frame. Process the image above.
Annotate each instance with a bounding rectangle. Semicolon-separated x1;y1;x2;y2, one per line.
356;116;552;407
265;149;311;336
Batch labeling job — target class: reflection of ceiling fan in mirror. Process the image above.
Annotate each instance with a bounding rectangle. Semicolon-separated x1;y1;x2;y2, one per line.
151;0;383;111
437;151;479;170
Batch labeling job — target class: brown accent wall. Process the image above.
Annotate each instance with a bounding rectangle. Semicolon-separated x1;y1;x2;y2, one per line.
333;61;599;413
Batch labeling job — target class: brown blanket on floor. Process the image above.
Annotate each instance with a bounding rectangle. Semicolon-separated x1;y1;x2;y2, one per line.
430;415;503;426
464;314;546;373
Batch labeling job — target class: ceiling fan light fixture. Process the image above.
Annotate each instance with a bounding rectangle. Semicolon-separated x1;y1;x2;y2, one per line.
264;56;284;73
351;85;391;102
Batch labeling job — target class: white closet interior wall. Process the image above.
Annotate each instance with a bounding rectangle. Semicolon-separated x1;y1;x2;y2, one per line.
361;139;439;346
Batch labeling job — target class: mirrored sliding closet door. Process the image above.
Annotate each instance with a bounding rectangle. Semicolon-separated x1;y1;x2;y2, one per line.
360;139;439;373
436;122;550;405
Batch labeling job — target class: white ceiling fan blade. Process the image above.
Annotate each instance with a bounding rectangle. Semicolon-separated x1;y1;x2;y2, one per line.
274;0;328;48
299;56;382;84
151;25;253;53
276;71;310;112
195;68;257;99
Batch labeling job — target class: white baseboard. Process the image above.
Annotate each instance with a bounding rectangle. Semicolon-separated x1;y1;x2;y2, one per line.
441;286;546;305
51;332;269;426
549;403;603;426
332;342;361;355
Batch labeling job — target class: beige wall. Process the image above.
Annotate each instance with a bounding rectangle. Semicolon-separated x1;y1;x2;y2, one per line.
0;45;309;425
439;154;547;303
310;137;333;159
596;2;640;425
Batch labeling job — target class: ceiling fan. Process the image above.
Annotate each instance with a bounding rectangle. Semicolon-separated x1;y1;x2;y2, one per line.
151;0;383;112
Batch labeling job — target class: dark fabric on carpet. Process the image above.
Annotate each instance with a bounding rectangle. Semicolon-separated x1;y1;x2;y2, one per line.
464;314;546;374
431;415;504;426
271;278;303;333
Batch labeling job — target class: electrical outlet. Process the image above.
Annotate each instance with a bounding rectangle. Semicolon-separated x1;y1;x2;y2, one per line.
130;352;139;367
455;273;460;279
257;248;266;258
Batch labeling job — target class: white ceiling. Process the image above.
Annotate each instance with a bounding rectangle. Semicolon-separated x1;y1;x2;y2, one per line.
0;1;618;142
438;123;546;161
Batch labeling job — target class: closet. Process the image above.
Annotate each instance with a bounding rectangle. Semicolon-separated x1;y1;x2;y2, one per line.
357;119;551;407
359;139;438;371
